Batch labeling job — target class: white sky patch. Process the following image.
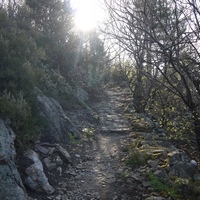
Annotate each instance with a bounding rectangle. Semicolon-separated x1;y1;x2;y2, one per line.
71;0;105;31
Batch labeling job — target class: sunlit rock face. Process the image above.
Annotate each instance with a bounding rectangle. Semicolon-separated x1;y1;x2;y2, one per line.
37;95;80;143
0;119;27;200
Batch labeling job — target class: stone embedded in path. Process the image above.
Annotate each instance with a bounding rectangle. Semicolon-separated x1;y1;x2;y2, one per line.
101;127;130;133
96;87;131;136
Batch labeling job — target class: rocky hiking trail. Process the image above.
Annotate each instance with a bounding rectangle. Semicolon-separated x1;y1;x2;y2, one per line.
28;86;200;200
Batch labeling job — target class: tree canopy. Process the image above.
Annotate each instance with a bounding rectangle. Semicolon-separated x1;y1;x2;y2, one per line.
0;0;109;150
1;0;200;151
103;0;200;149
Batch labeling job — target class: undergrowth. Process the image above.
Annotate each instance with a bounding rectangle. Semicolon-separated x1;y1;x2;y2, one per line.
0;90;45;153
125;149;151;169
147;171;183;199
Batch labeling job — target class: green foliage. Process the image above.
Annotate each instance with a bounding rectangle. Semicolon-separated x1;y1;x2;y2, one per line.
147;171;182;199
0;8;43;97
68;133;80;144
145;88;194;142
109;63;127;83
26;0;78;73
0;1;109;154
74;31;110;89
125;149;151;169
0;91;43;152
38;67;82;110
0;91;31;129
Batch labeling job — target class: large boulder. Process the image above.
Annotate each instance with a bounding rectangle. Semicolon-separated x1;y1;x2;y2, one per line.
24;150;55;194
37;95;80;143
168;151;198;178
0;119;27;200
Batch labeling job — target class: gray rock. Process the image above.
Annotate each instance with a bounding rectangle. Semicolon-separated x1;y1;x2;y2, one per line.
154;170;167;180
168;151;188;167
148;160;159;169
166;150;198;179
44;157;57;170
35;144;49;154
24;150;55;194
145;197;166;200
57;166;62;176
56;145;71;163
55;155;63;166
37;95;80;143
0;119;27;200
75;154;81;158
66;165;76;176
193;174;200;181
0;119;16;161
0;163;27;200
48;147;55;155
168;162;190;179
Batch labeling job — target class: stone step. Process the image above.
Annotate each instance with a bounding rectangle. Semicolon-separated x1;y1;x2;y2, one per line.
100;127;130;134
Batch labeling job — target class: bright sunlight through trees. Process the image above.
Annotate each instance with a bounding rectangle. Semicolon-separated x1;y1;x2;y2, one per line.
71;0;104;31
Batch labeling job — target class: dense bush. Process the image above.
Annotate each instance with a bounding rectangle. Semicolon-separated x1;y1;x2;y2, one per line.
0;91;43;152
38;68;82;109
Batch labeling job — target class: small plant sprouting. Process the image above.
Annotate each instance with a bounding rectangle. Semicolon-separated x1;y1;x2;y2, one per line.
68;133;79;144
82;127;95;139
125;150;151;169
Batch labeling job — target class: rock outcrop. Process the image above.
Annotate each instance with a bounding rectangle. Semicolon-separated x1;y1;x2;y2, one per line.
24;150;55;194
0;119;27;200
37;95;80;143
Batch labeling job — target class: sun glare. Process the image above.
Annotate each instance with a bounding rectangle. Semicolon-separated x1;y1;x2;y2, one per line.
71;0;104;31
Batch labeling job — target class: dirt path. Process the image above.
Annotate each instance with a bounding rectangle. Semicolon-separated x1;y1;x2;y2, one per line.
60;86;135;200
28;86;200;200
28;86;142;200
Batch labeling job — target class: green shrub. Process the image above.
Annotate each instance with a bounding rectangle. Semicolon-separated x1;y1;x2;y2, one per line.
68;133;80;144
38;68;82;110
147;171;182;199
0;90;43;152
110;64;126;83
125;150;151;169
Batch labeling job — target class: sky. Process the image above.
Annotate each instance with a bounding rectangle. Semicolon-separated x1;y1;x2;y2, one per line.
70;0;105;31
